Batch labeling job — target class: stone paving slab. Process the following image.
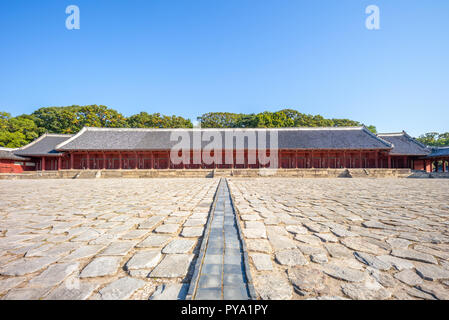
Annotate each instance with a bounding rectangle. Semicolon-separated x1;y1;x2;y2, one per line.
0;178;218;300
228;178;449;300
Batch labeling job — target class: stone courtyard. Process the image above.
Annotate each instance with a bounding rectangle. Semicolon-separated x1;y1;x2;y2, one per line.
0;177;449;300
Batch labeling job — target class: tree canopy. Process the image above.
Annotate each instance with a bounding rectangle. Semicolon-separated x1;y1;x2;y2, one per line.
32;105;129;134
198;109;378;133
416;132;449;147
0;112;43;148
0;105;193;147
127;112;192;128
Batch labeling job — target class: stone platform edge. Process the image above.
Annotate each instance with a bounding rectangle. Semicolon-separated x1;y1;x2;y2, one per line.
1;169;446;179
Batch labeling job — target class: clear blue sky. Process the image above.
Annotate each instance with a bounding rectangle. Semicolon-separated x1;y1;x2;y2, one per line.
0;0;448;137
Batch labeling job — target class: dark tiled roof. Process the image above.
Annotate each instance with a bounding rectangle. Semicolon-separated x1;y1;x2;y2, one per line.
377;132;430;156
427;147;449;158
0;148;29;161
56;127;392;151
15;134;73;157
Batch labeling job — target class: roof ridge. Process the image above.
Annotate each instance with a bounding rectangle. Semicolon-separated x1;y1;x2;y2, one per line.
377;132;405;136
81;126;367;132
400;131;429;149
44;133;73;137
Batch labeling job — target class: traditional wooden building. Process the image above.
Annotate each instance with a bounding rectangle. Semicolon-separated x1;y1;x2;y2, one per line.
4;126;447;172
376;132;430;170
425;147;449;172
14;134;73;171
0;148;32;173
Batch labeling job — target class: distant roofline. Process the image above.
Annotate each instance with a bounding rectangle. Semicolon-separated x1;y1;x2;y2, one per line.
377;131;406;136
378;131;429;150
16;133;73;152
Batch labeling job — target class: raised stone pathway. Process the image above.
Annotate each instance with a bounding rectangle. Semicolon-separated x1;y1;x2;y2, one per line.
187;179;254;300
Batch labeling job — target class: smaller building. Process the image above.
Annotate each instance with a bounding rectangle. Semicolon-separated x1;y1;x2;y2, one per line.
377;132;430;170
426;147;449;172
0;148;32;173
13;134;73;171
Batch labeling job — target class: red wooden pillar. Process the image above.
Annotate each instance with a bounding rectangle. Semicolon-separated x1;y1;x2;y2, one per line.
70;153;74;169
58;157;62;171
387;155;391;169
276;150;279;169
183;151;186;170
375;151;379;168
359;151;363;168
119;152;122;169
135;152;138;169
167;151;171;169
86;153;90;170
41;157;45;171
103;153;106;169
256;150;259;168
310;151;314;168
443;160;446;173
327;151;330;168
150;151;153;169
295;151;298;168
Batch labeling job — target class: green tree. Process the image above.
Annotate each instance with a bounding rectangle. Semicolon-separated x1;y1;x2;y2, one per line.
197;109;377;130
32;105;129;134
365;125;377;134
197;112;243;128
32;106;79;133
127;112;192;128
75;105;128;130
439;133;449;146
417;132;449;146
0;112;42;148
